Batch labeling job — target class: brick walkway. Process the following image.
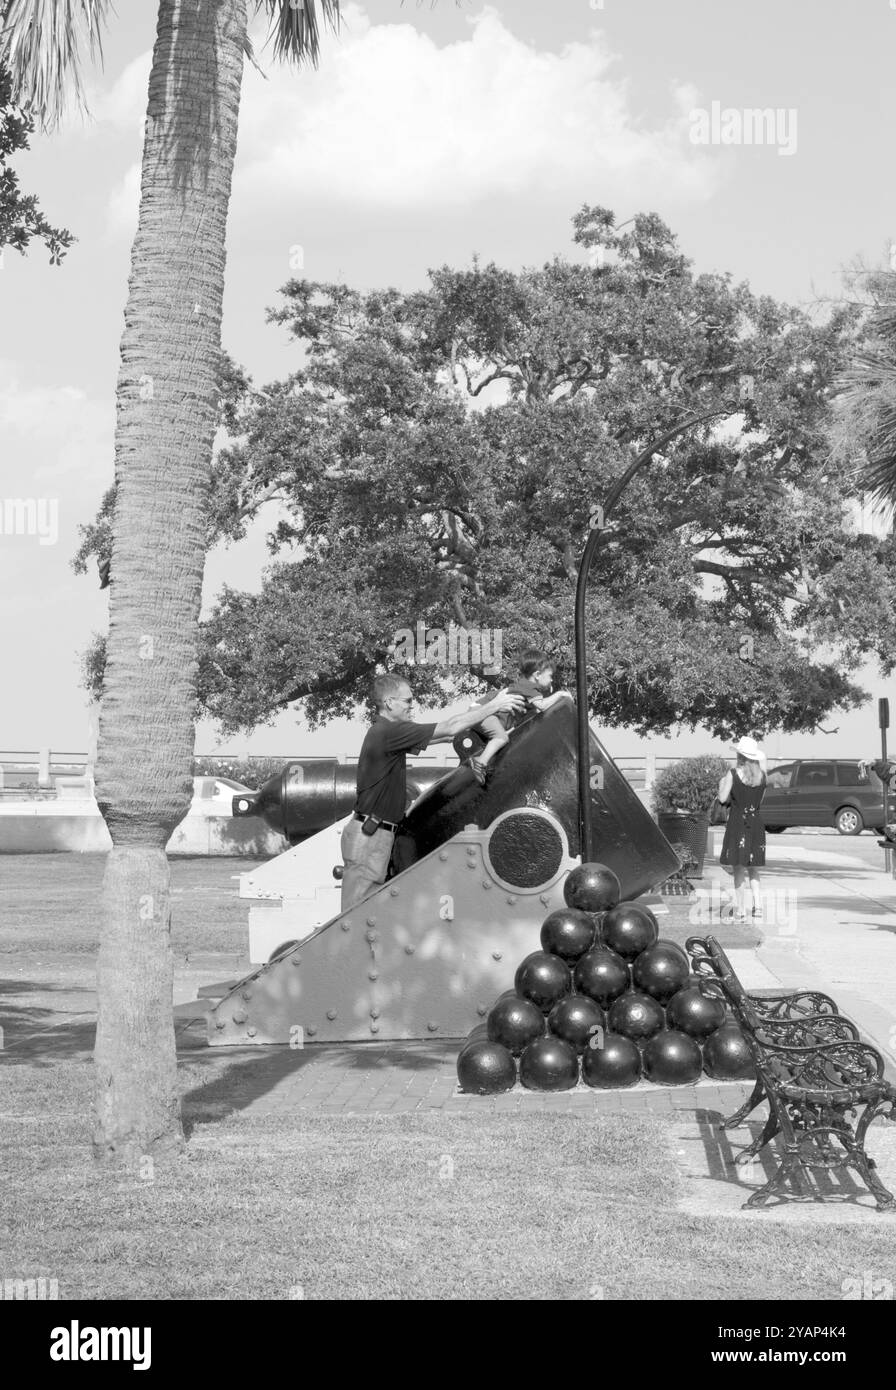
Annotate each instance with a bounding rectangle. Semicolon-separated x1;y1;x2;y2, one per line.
179;1033;754;1118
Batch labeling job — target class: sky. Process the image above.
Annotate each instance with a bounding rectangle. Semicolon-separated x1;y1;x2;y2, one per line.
1;0;895;767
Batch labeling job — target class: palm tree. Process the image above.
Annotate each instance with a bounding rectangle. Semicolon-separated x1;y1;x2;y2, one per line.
1;0;340;1165
835;266;896;514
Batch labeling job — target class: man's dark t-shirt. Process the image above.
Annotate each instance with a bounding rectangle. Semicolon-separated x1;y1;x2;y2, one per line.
355;717;437;823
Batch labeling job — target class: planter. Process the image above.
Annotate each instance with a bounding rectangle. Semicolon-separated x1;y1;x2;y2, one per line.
656;812;710;878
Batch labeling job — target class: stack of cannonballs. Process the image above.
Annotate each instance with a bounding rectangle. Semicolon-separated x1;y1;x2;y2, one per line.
457;862;754;1095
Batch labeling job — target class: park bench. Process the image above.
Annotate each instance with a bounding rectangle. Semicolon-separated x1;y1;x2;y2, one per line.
686;935;896;1211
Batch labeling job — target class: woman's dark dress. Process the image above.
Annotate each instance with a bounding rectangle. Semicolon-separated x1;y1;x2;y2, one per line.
720;769;766;867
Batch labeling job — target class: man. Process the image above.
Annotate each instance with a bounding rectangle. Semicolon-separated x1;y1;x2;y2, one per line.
340;674;525;910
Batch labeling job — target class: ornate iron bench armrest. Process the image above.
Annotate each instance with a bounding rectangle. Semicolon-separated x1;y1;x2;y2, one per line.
752;1039;889;1090
750;991;840;1020
752;1015;860;1045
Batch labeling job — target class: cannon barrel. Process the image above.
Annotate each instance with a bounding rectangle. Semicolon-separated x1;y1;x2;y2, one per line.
232;759;447;845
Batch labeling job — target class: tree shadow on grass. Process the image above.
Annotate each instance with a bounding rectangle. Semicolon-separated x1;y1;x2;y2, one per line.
178;1032;459;1136
0;993;96;1065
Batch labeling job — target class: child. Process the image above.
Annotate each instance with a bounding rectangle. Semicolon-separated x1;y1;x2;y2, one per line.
463;648;570;785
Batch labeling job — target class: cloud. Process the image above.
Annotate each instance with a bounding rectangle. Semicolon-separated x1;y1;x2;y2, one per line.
87;52;152;131
0;361;113;486
102;4;717;231
235;5;716;208
106;160;141;238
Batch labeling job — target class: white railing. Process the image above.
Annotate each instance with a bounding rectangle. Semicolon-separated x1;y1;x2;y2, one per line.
0;748;731;796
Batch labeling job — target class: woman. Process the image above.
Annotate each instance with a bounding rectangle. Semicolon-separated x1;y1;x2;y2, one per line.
718;735;767;920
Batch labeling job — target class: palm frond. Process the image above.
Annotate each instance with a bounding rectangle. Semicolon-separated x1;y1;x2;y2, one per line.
836;350;896;505
0;0;113;128
254;1;341;67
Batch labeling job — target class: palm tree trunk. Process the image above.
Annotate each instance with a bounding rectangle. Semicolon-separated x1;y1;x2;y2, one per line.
93;0;248;1164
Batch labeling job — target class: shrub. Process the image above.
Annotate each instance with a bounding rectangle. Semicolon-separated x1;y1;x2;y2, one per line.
651;755;730;817
192;757;284;791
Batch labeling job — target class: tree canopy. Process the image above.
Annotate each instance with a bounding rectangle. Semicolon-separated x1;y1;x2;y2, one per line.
78;206;896;739
0;63;72;264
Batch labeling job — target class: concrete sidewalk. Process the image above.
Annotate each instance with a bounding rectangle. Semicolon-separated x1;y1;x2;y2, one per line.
699;836;896;1075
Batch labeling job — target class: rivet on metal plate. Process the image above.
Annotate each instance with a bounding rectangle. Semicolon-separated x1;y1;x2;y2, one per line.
326;1009;337;1020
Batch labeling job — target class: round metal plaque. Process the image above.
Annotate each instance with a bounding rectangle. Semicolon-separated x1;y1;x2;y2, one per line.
486;811;565;889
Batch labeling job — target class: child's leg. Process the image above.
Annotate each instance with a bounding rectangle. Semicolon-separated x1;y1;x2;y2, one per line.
474;715;509;769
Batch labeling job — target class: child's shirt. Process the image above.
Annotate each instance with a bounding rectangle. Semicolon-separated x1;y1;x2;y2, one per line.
475;676;546;729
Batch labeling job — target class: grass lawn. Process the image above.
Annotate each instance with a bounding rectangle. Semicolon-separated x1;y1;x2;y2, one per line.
4;1059;896;1301
4;853;826;1302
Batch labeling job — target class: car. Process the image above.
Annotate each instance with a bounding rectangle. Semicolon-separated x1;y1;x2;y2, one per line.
759;759;887;836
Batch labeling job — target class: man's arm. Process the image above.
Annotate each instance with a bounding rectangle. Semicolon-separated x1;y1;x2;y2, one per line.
429;690;525;743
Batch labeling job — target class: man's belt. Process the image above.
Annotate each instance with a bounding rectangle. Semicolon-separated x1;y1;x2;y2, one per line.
354;811;400;833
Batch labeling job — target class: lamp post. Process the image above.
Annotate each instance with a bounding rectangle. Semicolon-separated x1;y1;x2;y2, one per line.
575;411;726;861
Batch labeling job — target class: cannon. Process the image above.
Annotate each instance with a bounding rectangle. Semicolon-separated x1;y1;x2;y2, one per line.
204;699;680;1041
230;758;446;845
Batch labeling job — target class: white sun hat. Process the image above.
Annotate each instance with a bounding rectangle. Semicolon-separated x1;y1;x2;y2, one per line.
733;735;766;763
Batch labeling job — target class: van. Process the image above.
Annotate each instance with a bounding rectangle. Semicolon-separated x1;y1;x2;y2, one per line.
760;759;887;836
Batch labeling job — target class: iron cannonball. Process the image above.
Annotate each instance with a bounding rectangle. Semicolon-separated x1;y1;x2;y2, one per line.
547;995;606;1053
601;902;659;962
631;942;691;1003
487;994;546;1056
514;951;573;1013
460;1023;490;1051
564;862;621;913
641;1030;704;1086
573;946;630;1008
540;907;596;962
519;1035;580;1091
581;1032;642;1089
702;1022;756;1080
456;1039;517;1095
606;990;665;1042
665;985;727;1039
